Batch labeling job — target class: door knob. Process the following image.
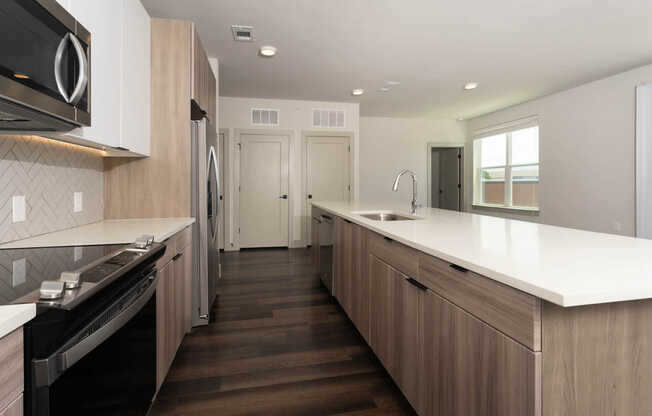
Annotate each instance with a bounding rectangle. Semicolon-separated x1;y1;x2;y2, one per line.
280;194;288;199
308;194;313;199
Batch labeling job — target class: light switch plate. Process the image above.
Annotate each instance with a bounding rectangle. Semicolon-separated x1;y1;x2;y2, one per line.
12;258;26;287
74;192;83;213
12;195;26;223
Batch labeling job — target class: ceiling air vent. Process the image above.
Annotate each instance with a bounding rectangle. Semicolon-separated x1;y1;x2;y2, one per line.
251;108;279;126
312;109;345;128
231;25;253;41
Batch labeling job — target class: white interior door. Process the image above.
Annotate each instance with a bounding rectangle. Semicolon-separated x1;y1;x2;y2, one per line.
306;135;351;241
239;134;289;248
218;132;226;250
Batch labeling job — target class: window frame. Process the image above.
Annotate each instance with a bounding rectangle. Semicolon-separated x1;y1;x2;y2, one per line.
473;119;540;212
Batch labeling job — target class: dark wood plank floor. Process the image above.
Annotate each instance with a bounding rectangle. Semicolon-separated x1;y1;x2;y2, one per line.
150;248;417;416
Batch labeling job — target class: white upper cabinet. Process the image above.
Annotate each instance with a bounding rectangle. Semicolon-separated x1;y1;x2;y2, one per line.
64;0;151;156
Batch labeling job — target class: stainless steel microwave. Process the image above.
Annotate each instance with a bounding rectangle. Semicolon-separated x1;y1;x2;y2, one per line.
0;0;91;132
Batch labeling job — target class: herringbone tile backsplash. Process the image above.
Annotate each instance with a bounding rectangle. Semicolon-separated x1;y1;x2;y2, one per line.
0;135;104;244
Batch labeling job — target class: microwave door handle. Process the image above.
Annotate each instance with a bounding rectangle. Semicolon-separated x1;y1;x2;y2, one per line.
54;33;71;103
68;34;89;105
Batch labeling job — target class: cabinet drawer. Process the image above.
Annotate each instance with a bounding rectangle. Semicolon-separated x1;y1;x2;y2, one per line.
0;329;23;413
0;394;22;416
419;254;541;350
156;234;178;269
177;226;192;250
367;231;419;278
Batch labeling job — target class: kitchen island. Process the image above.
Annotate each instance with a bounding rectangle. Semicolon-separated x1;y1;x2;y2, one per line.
313;201;652;416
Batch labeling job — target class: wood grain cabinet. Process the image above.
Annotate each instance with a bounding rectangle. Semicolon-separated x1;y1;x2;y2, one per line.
328;213;652;416
0;329;23;416
156;226;193;390
369;255;421;411
334;218;369;341
420;290;541;416
191;25;217;123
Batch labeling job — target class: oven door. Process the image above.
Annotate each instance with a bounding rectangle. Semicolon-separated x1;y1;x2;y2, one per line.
0;0;90;127
30;271;158;416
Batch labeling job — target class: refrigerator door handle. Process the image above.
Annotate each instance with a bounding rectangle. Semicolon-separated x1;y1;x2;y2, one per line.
208;146;219;243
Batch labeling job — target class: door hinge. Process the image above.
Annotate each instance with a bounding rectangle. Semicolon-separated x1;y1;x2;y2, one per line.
238;227;240;234
457;154;462;159
347;185;351;191
458;184;461;189
348;145;351;152
237;143;242;150
238;185;241;192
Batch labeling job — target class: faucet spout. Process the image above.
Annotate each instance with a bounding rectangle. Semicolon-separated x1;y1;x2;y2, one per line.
392;169;419;214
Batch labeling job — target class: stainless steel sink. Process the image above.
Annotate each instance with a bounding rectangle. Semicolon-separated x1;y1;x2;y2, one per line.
358;212;418;221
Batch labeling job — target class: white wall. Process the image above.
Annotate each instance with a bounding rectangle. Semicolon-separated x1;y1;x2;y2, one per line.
359;117;465;207
465;63;652;236
219;96;360;248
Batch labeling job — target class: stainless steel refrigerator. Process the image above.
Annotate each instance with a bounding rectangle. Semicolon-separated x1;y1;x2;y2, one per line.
191;118;221;326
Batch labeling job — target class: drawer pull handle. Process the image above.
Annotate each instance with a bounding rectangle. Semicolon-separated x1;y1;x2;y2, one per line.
383;236;393;242
172;253;183;261
407;278;427;291
450;264;468;273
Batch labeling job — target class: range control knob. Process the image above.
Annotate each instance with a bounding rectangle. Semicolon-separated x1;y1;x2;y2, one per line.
60;271;81;289
39;281;65;300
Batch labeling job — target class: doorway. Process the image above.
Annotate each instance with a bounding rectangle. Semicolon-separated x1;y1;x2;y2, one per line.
239;132;290;248
305;133;352;242
428;144;464;211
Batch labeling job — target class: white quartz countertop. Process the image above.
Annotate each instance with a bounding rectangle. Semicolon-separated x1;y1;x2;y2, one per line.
313;201;652;307
0;304;35;339
0;218;195;249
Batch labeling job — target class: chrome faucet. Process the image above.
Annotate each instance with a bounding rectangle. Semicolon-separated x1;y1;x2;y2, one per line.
392;169;420;214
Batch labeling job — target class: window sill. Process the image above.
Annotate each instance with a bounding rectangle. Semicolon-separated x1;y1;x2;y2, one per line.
472;203;540;214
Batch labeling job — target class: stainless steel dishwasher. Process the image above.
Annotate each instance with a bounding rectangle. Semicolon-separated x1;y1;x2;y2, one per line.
319;214;334;294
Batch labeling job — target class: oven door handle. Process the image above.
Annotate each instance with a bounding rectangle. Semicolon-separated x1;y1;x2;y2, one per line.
33;271;159;388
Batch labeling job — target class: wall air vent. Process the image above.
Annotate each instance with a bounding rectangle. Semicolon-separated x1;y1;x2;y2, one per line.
251;108;279;126
231;25;253;41
312;109;345;128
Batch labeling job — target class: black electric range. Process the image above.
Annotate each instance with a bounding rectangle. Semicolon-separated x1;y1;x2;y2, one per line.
0;239;165;416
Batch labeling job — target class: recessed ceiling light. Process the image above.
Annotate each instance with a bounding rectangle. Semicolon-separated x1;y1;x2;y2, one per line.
351;88;364;96
259;45;277;57
385;81;401;86
463;82;479;91
378;87;390;92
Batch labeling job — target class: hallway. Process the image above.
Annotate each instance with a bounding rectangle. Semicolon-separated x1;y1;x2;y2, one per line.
150;248;416;415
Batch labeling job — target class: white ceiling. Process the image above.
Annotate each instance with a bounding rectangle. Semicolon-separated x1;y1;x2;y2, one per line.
141;0;652;119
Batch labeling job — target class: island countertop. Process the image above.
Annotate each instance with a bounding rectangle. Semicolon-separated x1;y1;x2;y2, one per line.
312;201;652;307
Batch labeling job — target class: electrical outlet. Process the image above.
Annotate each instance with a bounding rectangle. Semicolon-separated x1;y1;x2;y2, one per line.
74;192;83;213
74;246;83;262
12;258;26;287
12;195;26;223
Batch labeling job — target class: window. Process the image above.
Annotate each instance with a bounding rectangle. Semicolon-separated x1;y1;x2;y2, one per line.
473;125;539;210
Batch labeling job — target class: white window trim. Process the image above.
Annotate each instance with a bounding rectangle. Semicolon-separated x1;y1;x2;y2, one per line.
473;119;540;212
